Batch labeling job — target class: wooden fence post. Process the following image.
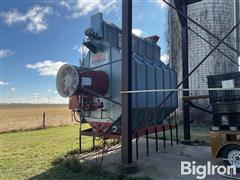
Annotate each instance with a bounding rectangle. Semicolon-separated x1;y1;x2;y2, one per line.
43;112;46;128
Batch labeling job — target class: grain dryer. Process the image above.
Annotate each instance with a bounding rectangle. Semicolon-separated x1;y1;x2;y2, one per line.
56;13;178;136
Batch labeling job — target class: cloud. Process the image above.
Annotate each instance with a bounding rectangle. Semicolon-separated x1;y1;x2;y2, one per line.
73;44;82;53
132;28;145;37
59;1;72;10
0;81;10;86
59;0;118;18
73;44;89;55
47;88;52;93
33;93;40;99
0;49;14;58
11;87;16;92
1;6;53;33
26;60;66;76
155;0;167;9
160;54;169;64
1;95;68;104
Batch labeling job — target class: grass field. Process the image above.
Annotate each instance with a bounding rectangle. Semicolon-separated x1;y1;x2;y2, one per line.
0;104;211;179
0;104;75;133
0;124;150;180
162;125;211;145
0;124;83;179
147;125;211;147
0;123;211;179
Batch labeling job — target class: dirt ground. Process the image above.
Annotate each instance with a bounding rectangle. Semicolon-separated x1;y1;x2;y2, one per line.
79;139;240;180
0;104;76;133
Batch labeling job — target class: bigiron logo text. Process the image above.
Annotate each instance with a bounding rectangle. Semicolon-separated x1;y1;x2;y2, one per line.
181;161;236;179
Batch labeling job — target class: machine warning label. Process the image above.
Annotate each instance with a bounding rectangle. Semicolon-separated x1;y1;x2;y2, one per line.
81;77;92;86
90;52;108;67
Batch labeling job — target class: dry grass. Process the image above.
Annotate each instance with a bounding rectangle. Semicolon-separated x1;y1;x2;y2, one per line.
0;104;77;133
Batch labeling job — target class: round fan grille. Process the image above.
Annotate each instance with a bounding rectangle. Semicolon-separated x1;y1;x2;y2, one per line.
56;64;80;97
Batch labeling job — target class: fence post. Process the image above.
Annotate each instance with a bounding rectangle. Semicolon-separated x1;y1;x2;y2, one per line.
43;112;46;128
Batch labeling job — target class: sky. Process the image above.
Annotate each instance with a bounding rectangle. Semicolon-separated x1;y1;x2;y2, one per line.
0;0;169;104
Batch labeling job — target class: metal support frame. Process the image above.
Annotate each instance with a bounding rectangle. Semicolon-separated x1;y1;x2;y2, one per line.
182;95;209;100
188;101;212;114
188;27;239;67
174;110;179;144
175;123;179;144
190;104;211;123
135;132;138;160
118;0;239;165
154;127;158;152
134;14;240;138
167;0;240;55
181;0;190;141
169;124;173;146
235;0;240;57
79;121;82;154
92;134;95;151
163;125;166;149
121;0;133;165
171;0;240;142
135;22;240;135
174;0;193;141
146;129;149;156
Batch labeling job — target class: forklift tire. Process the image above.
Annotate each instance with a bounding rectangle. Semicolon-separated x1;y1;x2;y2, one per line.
221;144;240;172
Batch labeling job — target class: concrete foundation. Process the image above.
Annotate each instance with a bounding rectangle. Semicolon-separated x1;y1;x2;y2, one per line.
79;138;239;179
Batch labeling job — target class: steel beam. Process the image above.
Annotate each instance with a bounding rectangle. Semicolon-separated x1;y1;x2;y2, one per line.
188;101;212;114
188;27;239;67
174;0;184;25
182;95;209;100
174;0;202;26
121;0;133;164
187;0;202;5
164;0;240;55
180;0;191;141
235;0;240;57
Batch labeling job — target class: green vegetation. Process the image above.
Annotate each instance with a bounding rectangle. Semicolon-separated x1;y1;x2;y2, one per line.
0;122;211;179
44;153;150;180
154;125;211;146
0;124;150;180
1;125;85;179
181;125;211;145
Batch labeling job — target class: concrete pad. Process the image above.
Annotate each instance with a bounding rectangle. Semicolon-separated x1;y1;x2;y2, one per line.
79;138;240;179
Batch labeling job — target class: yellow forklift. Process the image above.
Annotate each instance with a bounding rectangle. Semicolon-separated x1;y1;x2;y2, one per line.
207;72;240;172
210;131;240;170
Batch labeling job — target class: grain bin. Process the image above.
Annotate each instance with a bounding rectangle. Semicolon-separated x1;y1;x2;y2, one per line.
169;0;238;121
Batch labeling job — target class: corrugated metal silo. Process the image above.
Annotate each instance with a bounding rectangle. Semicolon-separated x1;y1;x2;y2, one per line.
169;0;238;121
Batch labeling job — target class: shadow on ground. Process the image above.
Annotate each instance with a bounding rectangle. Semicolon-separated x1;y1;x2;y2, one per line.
28;165;83;180
28;146;149;180
29;139;239;180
